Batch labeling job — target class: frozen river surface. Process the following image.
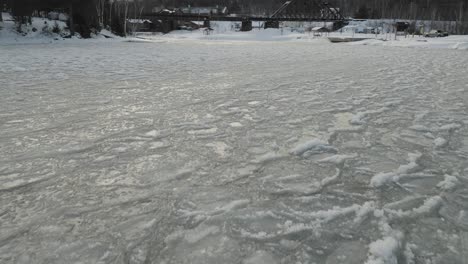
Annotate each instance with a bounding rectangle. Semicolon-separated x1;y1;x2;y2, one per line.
1;40;468;264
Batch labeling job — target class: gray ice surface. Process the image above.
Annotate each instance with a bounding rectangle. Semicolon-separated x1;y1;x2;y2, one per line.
1;41;468;264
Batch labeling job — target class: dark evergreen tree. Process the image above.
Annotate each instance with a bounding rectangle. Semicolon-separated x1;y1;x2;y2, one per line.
354;4;369;19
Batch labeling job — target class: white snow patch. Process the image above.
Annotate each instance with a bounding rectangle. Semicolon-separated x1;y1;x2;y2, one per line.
434;137;448;148
350;107;389;125
292;204;363;222
248;101;261;105
318;154;356;165
289;139;335;156
409;196;443;216
396;153;422;174
188;127;218;135
403;244;417;264
370;153;422;187
437;175;459;191
365;236;401;264
365;214;404;264
145;130;159;137
206;142;230;158
212;199;250;215
354;201;376;224
387;196;443;219
229;122;243;128
276;174;304;182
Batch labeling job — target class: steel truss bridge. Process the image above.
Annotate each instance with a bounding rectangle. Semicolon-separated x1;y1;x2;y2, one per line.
142;0;348;32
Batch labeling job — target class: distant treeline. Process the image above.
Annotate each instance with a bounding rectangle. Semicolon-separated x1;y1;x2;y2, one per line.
2;0;468;35
1;0;98;36
139;0;468;34
1;0;146;37
150;0;467;21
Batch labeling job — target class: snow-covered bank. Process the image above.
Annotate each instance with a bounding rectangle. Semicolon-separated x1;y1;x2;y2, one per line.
3;14;468;50
0;12;73;44
153;26;314;42
0;13;123;44
348;35;468;50
139;21;468;50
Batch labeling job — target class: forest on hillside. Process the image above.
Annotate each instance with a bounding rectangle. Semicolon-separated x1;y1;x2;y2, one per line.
1;0;467;36
2;0;467;21
147;0;467;21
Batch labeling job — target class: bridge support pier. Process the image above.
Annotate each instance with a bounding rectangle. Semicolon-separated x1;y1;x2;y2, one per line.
264;21;280;29
203;19;211;28
241;20;252;32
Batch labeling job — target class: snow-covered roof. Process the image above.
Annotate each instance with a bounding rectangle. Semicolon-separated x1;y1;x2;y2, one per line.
127;19;152;24
312;27;328;32
160;9;175;14
180;6;228;15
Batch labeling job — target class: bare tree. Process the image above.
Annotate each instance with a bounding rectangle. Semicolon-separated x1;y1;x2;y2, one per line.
106;0;128;35
455;1;464;34
123;0;129;36
129;0;145;35
0;0;3;22
95;0;105;28
430;7;438;31
108;0;114;28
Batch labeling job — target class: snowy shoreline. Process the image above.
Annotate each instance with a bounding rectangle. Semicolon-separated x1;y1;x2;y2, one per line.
2;12;468;50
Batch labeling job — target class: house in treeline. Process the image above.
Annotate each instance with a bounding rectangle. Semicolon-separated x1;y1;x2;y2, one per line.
180;6;229;16
127;19;201;35
126;19;153;33
4;0;98;37
143;6;223;34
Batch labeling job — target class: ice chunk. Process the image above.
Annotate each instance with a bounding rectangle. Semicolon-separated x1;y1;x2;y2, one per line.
433;137;448;148
188;127;218;135
206;142;230;158
388;196;443;219
318;154;356;165
212;199;250;215
437;175;459;191
354;201;376;224
289;139;335;156
370;172;397;188
370;153;422;187
184;225;220;244
144;130;159;137
320;168;341;187
350;107;389;125
365;236;401;264
229;122;243;128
